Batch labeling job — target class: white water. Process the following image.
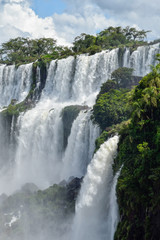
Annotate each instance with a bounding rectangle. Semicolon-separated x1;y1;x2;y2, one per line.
0;63;33;108
72;136;119;240
42;49;119;105
0;48;119;193
106;168;122;240
123;43;160;76
0;101;100;194
0;44;160;240
61;110;100;180
0;44;160;193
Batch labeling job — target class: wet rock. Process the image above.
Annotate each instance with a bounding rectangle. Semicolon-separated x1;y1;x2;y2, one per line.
66;177;83;202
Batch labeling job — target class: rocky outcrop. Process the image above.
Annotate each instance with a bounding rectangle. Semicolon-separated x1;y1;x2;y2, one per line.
61;105;89;149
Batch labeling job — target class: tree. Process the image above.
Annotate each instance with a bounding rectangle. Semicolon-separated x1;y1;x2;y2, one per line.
131;64;160;122
114;60;160;240
111;67;134;88
72;33;96;53
0;37;57;64
93;89;130;129
96;80;117;100
97;26;128;48
123;26;150;41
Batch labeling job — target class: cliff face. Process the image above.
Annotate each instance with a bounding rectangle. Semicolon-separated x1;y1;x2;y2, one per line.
113;63;160;240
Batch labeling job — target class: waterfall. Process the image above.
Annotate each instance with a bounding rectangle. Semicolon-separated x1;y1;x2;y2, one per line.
106;168;122;240
61;110;100;180
0;44;160;194
123;43;160;76
13;105;64;190
0;48;119;193
0;101;99;194
0;63;33;108
42;49;119;105
0;43;160;240
72;136;119;240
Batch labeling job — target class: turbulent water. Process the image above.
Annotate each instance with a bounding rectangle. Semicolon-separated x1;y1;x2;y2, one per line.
72;136;119;240
0;43;160;239
0;48;121;193
42;49;119;105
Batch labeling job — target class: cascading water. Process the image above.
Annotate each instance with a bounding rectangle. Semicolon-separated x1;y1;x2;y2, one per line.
0;44;160;193
61;110;100;180
72;136;119;240
4;104;99;193
0;63;33;108
42;49;119;105
0;43;160;240
0;48;119;194
106;167;122;240
122;43;160;76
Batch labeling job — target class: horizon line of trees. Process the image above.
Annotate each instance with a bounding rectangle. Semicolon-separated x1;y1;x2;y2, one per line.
0;26;154;65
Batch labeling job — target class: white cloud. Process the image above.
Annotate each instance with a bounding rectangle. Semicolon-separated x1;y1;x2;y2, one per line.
0;0;69;45
61;0;160;41
90;0;160;40
52;3;120;43
0;0;160;47
52;12;108;42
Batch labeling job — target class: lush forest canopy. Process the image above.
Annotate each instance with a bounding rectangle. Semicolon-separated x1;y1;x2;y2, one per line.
0;26;151;65
114;58;160;240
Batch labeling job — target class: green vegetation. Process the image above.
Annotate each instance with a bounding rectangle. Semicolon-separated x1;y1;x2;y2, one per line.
111;67;134;88
95;130;109;152
92;66;136;155
0;37;73;65
2;100;33;117
92;57;160;239
0;26;150;65
113;60;160;240
96;67;134;100
93;66;135;130
0;179;82;240
72;26;149;55
93;89;131;130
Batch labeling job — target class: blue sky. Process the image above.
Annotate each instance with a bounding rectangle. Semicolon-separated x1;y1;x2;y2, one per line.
31;0;66;18
0;0;160;46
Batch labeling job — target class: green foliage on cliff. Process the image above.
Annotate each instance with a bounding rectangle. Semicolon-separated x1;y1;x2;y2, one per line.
72;26;149;54
0;26;150;65
2;100;32;117
92;67;135;154
0;37;73;65
111;67;134;88
93;89;131;130
114;60;160;240
93;65;140;133
94;130;109;152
